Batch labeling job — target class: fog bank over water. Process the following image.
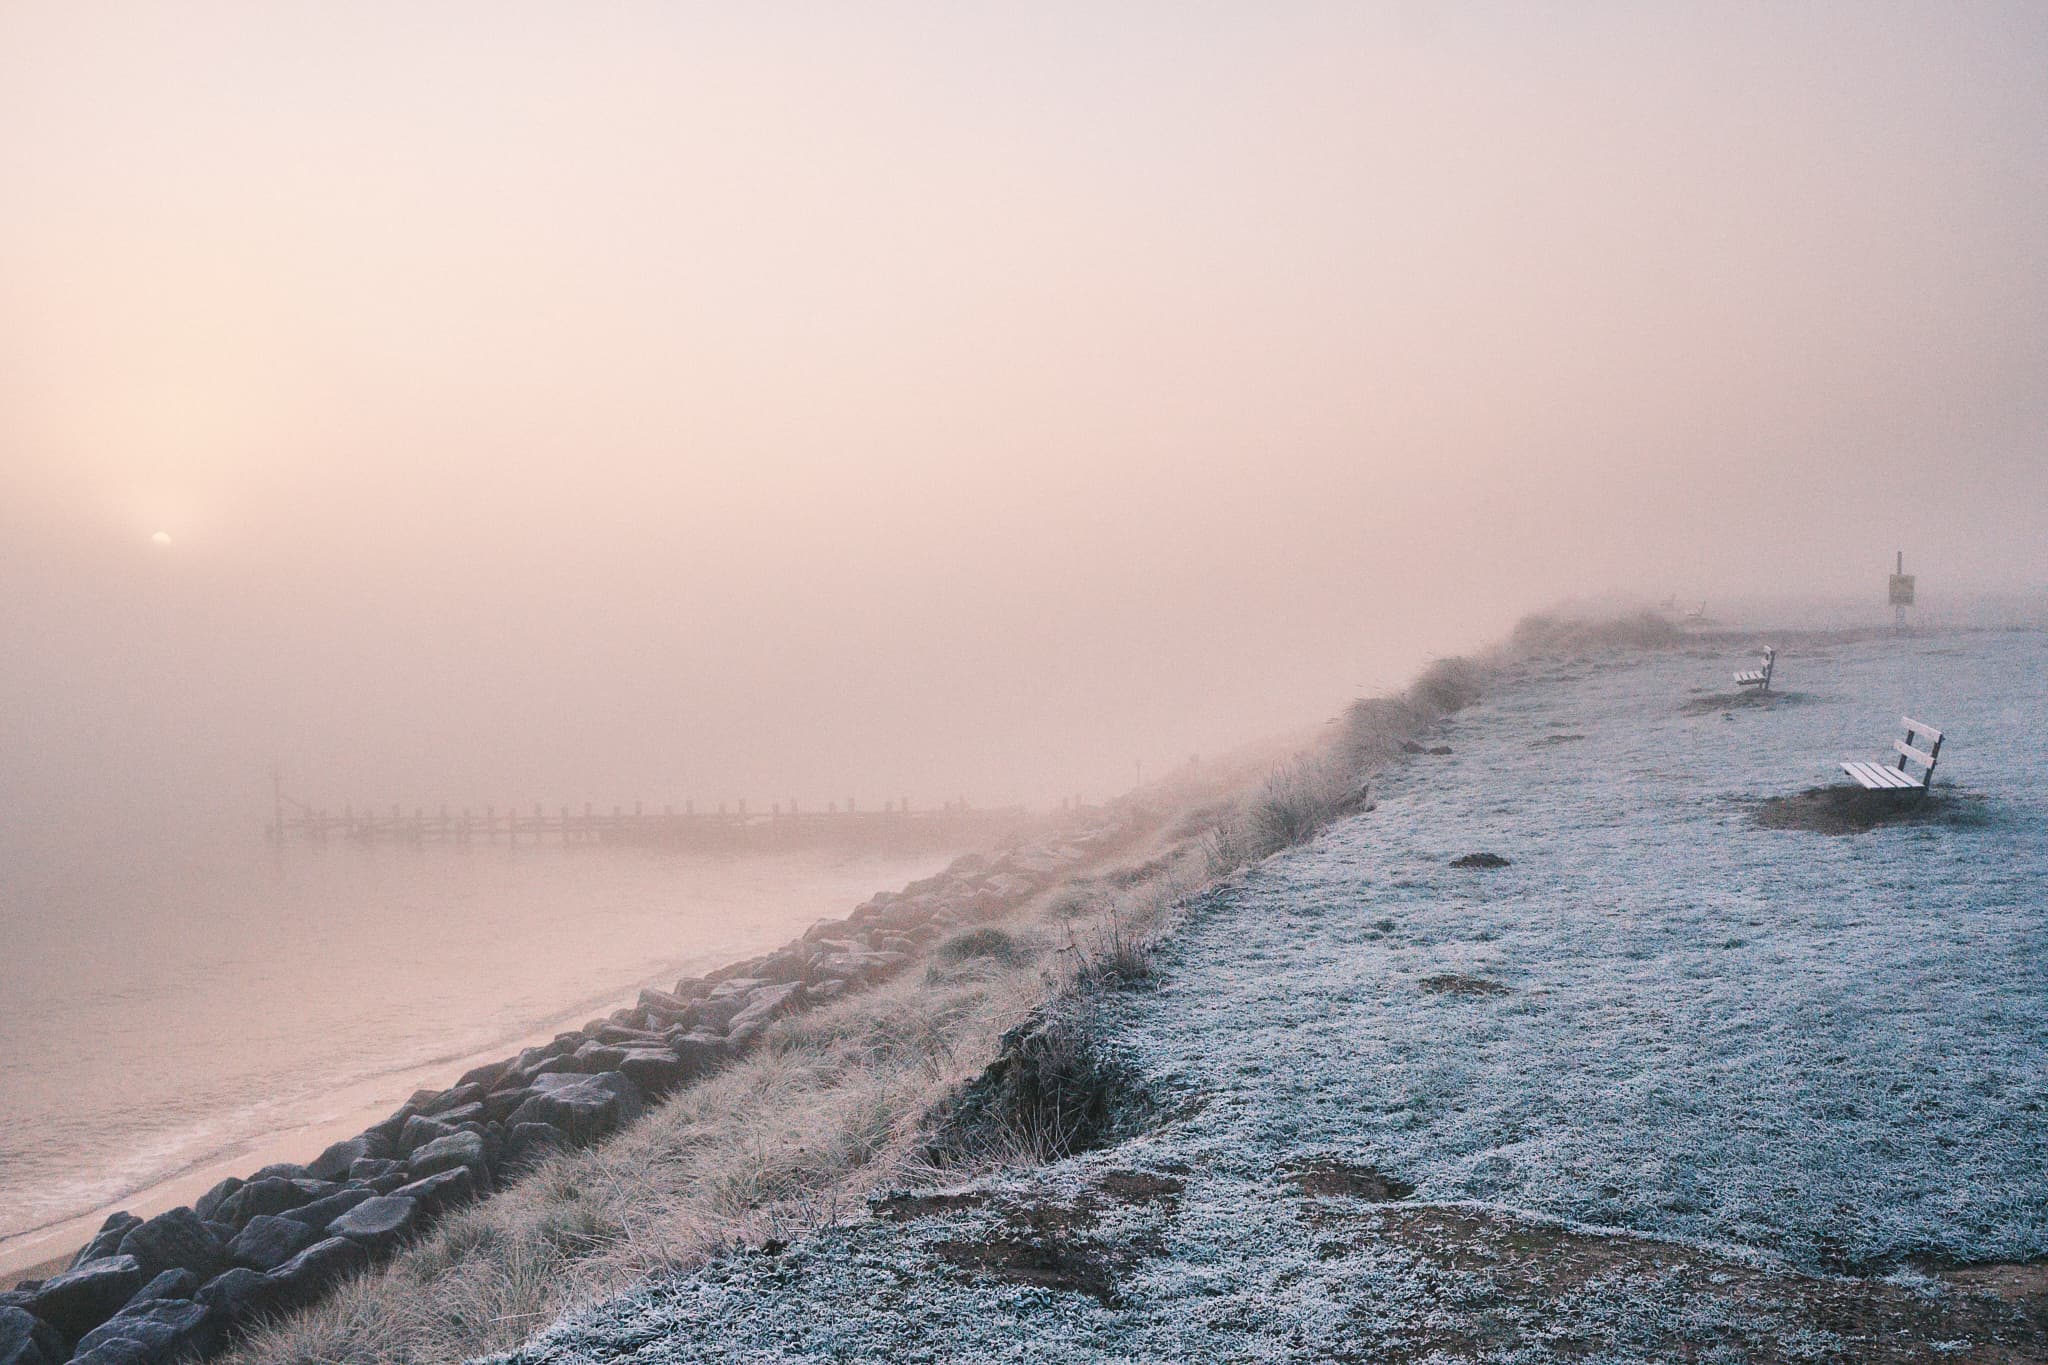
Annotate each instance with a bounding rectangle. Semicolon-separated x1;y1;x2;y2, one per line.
4;4;2047;849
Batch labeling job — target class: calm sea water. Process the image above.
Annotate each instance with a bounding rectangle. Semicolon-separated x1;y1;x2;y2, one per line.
0;835;946;1266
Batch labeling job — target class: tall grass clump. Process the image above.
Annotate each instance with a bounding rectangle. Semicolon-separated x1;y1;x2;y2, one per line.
920;1002;1148;1169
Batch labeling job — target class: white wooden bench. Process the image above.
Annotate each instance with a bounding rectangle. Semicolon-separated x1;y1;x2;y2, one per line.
1842;717;1943;791
1734;646;1776;692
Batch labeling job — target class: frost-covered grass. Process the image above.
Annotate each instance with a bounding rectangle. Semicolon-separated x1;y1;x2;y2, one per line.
1129;628;2048;1272
497;629;2048;1363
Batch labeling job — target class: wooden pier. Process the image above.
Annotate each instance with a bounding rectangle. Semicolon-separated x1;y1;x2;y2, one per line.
266;794;1033;853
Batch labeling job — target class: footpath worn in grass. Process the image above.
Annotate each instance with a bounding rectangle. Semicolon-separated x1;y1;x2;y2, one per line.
498;629;2048;1363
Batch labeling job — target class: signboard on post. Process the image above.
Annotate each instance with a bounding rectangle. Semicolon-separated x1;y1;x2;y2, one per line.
1889;574;1916;606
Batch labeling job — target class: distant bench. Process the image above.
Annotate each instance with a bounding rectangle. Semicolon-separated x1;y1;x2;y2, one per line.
1734;646;1776;692
1842;717;1943;791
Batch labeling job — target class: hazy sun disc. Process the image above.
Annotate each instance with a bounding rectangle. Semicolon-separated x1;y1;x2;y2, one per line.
151;530;172;547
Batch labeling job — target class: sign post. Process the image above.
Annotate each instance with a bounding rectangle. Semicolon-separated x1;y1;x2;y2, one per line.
1888;550;1915;631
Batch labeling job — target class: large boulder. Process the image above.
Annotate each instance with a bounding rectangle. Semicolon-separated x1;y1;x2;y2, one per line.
406;1131;488;1187
426;1102;485;1128
636;987;690;1015
571;1040;629;1073
70;1297;216;1364
0;1307;66;1365
260;1238;367;1314
225;1215;319;1272
70;1213;142;1268
245;1162;308;1184
613;1049;686;1096
482;1084;538;1124
115;1208;225;1282
727;983;805;1036
395;1114;459;1157
362;1108;412;1151
119;1270;198;1311
25;1255;144;1339
347;1156;404;1183
305;1135;388;1183
418;1083;484;1116
501;1122;568;1173
501;1053;579;1091
752;950;808;985
325;1196;417;1254
191;1179;242;1224
386;1168;476;1224
673;1034;733;1088
504;1071;643;1146
692;995;746;1032
278;1186;373;1230
213;1178;329;1228
192;1269;269;1327
605;1026;667;1050
455;1058;512;1092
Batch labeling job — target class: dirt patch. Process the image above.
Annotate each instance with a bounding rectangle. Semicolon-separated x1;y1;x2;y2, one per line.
1325;1204;2047;1364
1420;973;1509;997
927;1180;1181;1306
1529;733;1586;747
1450;852;1510;868
1938;1259;2048;1315
1282;1157;1415;1202
869;1190;990;1222
1751;784;1950;835
1094;1169;1184;1206
931;1228;1126;1305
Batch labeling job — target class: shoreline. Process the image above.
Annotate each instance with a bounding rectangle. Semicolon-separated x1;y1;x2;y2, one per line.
0;846;971;1282
0;950;719;1280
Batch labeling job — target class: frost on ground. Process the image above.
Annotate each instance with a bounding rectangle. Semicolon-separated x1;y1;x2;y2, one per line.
497;630;2048;1363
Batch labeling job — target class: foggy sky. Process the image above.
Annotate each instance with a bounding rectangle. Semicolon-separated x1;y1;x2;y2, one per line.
3;3;2045;842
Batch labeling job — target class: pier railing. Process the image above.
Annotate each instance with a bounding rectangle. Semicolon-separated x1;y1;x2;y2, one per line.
267;797;1036;851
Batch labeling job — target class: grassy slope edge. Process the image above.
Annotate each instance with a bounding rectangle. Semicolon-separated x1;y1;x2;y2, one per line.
223;612;1678;1365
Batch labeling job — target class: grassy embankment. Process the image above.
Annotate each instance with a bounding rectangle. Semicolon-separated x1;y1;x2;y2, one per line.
225;612;1676;1365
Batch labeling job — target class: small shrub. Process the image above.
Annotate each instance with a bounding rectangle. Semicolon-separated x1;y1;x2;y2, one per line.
1076;913;1153;989
924;1007;1149;1167
1245;759;1356;857
1410;656;1483;714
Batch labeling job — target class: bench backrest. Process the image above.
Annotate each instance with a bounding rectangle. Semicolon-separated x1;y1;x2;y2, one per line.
1894;717;1943;783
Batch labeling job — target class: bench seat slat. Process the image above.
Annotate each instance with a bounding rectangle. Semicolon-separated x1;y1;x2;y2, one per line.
1842;761;1922;790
